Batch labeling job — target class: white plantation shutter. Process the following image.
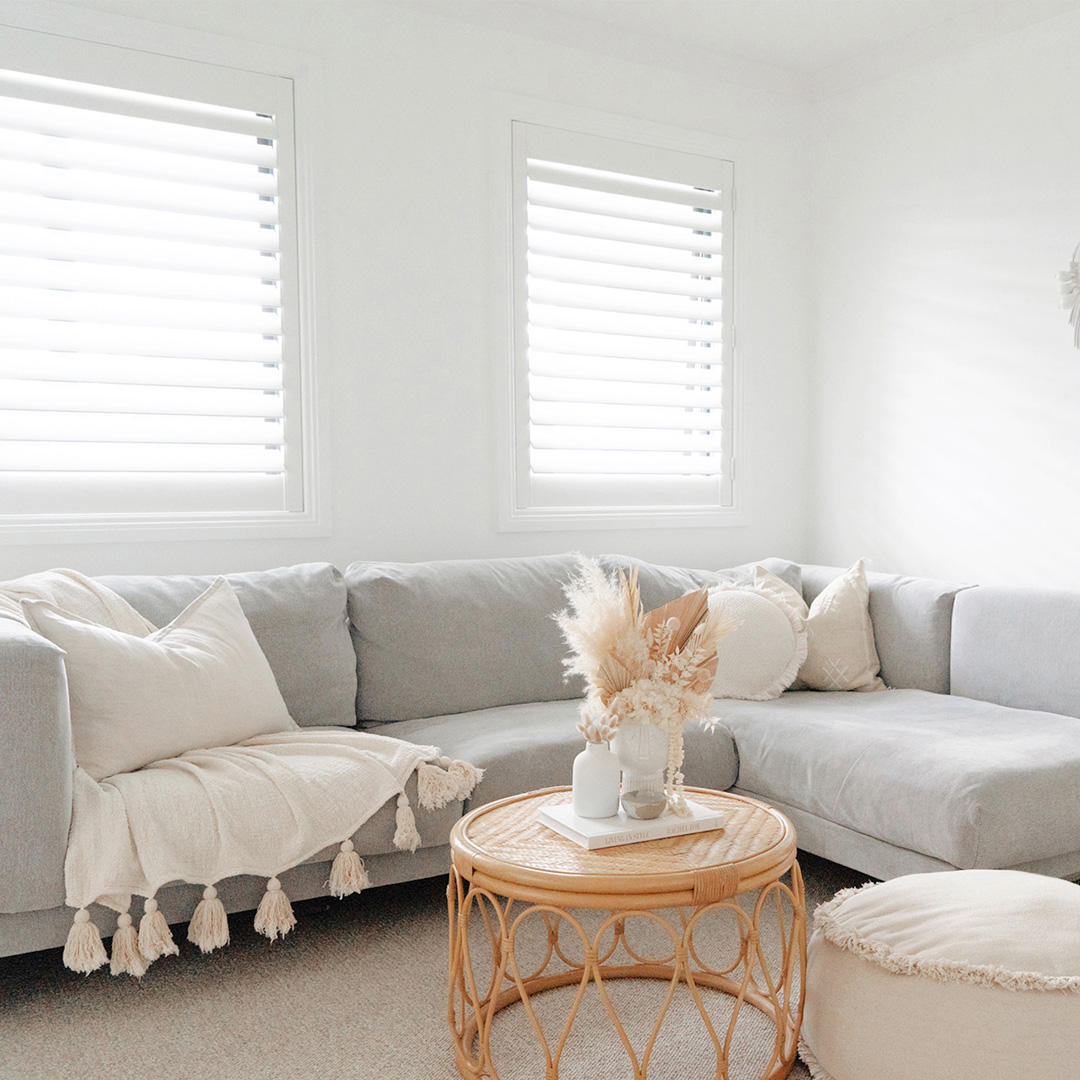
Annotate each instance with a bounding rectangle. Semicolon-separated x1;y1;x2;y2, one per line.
0;42;304;524
510;122;735;521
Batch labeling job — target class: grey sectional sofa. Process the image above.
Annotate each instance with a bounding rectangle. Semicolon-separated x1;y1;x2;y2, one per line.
2;552;1079;961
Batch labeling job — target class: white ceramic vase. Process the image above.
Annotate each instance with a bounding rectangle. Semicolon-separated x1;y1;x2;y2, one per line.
611;723;669;795
571;741;621;819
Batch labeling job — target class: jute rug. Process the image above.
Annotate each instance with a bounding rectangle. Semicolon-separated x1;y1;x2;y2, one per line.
0;853;867;1080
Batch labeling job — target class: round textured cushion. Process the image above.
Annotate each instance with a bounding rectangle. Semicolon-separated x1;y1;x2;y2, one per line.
708;585;807;700
801;870;1080;1080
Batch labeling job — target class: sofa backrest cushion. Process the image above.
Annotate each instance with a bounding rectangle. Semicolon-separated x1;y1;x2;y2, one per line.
951;586;1080;718
98;563;356;728
598;555;803;614
346;555;585;724
800;564;972;694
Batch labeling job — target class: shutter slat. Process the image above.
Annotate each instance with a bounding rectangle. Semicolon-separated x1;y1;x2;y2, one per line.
528;253;721;299
531;400;719;431
530;375;720;410
0;223;281;277
528;178;721;230
0;84;276;154
0;128;278;192
0;318;280;361
0;288;279;334
0;379;282;417
531;425;724;453
0;256;280;305
531;448;723;476
0;162;277;222
528;351;722;386
0;411;283;444
0;193;279;249
529;326;719;364
527;158;722;210
528;278;719;321
528;205;722;254
0;441;284;472
0;352;282;387
527;229;719;276
528;304;723;344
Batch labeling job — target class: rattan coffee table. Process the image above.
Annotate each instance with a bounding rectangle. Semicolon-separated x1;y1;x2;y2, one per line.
447;786;806;1080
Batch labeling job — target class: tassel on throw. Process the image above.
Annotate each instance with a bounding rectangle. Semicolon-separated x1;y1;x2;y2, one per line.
110;911;149;978
416;761;461;810
187;885;229;954
138;897;178;962
394;791;421;853
63;908;107;974
441;756;484;801
254;877;296;941
329;839;370;898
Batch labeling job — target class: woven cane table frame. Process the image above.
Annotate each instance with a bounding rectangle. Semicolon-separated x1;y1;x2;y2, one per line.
448;787;806;1080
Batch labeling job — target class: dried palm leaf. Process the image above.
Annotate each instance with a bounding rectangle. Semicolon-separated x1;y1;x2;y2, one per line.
594;653;632;703
642;588;710;654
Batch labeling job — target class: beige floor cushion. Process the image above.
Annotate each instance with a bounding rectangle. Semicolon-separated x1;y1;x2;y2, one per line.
801;869;1080;1080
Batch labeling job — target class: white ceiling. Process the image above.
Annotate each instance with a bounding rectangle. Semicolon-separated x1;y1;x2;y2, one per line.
404;0;1080;95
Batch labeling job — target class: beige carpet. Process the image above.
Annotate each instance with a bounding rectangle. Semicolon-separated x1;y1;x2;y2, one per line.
0;853;868;1080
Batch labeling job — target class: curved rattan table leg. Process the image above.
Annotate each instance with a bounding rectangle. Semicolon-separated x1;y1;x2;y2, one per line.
448;865;806;1080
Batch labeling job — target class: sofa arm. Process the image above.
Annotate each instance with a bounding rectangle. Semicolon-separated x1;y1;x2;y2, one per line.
0;619;72;913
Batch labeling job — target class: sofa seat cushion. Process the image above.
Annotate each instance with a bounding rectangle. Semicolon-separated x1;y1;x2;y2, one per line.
305;770;462;859
719;688;1080;869
376;699;739;810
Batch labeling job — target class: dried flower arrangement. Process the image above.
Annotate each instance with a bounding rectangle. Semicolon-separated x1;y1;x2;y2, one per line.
555;556;735;813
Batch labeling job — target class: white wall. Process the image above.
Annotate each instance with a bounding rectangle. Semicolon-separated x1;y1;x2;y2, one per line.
0;0;814;578
809;8;1080;586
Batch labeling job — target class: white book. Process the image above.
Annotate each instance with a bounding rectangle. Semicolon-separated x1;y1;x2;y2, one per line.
539;799;727;850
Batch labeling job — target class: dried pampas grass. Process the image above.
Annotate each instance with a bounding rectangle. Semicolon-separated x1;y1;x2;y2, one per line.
555;555;736;809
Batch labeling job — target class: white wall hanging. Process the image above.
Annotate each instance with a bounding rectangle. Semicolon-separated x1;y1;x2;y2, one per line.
1059;243;1080;348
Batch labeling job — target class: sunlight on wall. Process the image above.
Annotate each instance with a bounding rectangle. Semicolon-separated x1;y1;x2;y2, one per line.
810;10;1080;587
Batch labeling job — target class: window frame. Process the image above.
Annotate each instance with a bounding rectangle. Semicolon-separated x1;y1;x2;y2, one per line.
0;6;326;543
492;93;747;532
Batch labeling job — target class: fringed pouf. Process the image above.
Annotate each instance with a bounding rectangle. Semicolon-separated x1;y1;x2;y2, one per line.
800;869;1080;1080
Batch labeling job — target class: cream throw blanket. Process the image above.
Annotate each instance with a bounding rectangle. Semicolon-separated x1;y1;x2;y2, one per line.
66;729;473;913
2;570;482;976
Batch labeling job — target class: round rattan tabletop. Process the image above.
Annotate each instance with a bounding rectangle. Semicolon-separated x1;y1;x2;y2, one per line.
450;786;797;910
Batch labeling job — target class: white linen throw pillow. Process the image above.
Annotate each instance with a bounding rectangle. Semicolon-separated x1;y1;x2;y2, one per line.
23;578;297;780
755;559;886;692
707;585;808;700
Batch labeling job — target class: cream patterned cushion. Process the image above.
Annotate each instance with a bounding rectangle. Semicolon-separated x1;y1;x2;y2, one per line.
708;584;807;700
756;559;885;692
801;870;1080;1080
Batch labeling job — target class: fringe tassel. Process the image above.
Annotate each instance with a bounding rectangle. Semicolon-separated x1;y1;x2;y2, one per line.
416;761;461;810
110;911;149;978
187;885;229;954
394;791;421;853
441;756;484;800
138;897;178;962
328;839;370;898
63;908;107;974
254;877;296;941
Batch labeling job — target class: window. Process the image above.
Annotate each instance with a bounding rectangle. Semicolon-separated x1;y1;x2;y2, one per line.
503;116;737;529
0;24;318;539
